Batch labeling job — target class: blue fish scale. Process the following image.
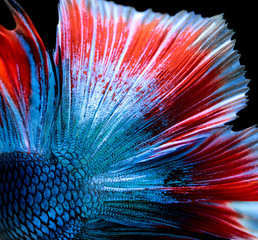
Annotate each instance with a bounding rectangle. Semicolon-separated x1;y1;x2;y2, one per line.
0;152;98;239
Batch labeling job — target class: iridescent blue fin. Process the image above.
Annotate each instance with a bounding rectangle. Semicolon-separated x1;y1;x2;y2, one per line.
77;219;228;240
93;127;258;239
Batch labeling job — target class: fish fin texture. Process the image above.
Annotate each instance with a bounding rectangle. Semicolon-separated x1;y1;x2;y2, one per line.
76;219;229;240
96;127;258;239
0;0;257;239
0;0;60;155
52;0;258;238
53;0;248;175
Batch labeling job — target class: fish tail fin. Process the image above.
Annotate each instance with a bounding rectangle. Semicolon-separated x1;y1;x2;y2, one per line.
52;1;258;238
93;127;258;239
101;201;254;240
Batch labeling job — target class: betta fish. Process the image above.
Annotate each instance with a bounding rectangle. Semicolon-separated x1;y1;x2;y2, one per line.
0;0;258;239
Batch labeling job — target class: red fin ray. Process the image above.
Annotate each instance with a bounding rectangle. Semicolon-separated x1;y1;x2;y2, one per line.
53;0;249;178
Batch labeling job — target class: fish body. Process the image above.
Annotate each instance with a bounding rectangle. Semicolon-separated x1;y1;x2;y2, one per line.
0;152;84;239
0;0;258;239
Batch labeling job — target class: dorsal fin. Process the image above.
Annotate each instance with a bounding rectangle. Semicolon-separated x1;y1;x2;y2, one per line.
0;0;60;155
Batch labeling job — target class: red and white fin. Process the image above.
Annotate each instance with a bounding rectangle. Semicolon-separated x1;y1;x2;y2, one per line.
54;0;249;174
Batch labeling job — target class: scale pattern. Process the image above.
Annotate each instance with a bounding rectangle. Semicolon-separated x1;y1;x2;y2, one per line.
0;152;91;240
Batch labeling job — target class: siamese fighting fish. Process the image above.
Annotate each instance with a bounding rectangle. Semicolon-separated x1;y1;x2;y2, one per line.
0;0;258;239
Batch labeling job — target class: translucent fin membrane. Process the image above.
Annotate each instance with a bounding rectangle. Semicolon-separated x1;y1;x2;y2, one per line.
0;0;60;154
232;202;258;238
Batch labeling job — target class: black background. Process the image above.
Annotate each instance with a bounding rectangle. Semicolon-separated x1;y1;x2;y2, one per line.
0;0;257;131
